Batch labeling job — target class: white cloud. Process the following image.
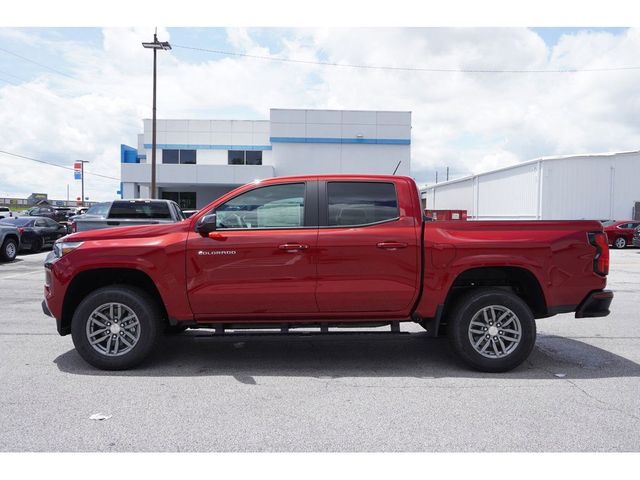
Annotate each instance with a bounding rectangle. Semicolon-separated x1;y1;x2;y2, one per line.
1;27;639;200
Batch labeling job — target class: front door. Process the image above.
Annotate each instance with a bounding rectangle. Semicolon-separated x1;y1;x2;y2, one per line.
186;181;319;317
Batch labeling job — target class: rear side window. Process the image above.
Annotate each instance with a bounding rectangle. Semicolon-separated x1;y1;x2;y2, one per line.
109;201;172;220
327;182;398;226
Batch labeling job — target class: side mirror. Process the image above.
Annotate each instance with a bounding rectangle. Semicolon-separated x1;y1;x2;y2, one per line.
196;213;217;235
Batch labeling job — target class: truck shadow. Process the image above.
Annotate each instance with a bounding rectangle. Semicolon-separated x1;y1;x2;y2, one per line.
53;332;640;381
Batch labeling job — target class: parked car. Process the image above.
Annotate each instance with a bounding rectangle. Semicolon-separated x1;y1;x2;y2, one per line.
71;199;185;232
67;206;89;219
0;224;20;261
603;220;640;249
633;226;640;248
1;216;67;252
21;205;69;224
43;175;612;372
0;206;14;220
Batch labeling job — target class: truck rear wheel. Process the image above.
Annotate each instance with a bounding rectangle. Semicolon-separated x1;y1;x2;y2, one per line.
71;285;161;370
447;288;536;372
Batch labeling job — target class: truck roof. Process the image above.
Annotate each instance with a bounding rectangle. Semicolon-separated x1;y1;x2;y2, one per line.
254;174;415;183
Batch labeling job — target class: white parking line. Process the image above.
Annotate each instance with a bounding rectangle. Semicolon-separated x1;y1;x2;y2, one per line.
0;270;43;280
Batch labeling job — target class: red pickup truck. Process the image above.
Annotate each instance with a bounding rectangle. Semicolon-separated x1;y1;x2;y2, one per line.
42;175;613;372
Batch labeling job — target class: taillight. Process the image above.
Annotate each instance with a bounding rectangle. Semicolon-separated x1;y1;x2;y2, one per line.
588;232;609;276
18;227;24;235
71;221;77;233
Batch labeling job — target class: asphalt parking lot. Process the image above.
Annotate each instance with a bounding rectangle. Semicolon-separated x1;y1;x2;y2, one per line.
0;248;639;452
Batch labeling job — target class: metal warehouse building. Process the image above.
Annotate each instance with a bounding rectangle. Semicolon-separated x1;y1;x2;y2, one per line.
422;150;640;221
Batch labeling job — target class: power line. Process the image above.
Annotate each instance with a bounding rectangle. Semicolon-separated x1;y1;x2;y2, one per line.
0;46;75;79
0;69;31;83
0;45;147;127
173;43;640;73
0;76;18;86
0;150;119;181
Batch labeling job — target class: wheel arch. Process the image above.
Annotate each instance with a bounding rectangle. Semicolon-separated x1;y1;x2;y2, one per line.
61;268;169;335
3;234;19;245
445;266;548;320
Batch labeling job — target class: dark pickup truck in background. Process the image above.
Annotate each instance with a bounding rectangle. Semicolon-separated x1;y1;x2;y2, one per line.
42;174;613;372
70;199;185;232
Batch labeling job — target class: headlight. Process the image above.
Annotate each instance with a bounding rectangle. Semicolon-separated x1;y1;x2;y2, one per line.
53;241;84;258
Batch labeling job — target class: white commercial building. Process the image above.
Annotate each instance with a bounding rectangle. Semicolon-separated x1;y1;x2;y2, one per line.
121;108;411;209
422;150;640;221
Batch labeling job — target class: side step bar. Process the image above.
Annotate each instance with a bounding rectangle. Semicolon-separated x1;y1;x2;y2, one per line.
202;321;406;335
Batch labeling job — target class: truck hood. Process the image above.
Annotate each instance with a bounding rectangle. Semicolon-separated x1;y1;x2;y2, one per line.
64;220;190;242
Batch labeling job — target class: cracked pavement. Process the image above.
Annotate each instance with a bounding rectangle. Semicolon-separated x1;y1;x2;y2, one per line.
0;248;639;451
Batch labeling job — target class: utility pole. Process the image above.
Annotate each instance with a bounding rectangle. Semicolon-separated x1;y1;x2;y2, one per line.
446;166;449;181
142;29;171;199
77;160;89;206
435;171;439;184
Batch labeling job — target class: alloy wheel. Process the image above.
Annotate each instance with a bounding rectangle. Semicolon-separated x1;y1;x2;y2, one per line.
86;302;141;356
467;305;522;358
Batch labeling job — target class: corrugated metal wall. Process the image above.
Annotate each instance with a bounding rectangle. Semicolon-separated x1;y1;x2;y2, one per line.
422;151;640;221
541;152;640;220
426;178;475;214
476;163;540;219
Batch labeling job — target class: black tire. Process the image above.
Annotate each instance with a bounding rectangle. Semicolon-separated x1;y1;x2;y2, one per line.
613;237;626;249
31;237;42;253
71;285;161;370
1;237;18;262
447;288;536;372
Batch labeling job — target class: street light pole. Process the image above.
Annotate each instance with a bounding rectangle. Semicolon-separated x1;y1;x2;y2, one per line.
142;30;171;199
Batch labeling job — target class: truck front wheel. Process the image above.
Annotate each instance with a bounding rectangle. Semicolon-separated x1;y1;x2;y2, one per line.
447;288;536;372
71;285;161;370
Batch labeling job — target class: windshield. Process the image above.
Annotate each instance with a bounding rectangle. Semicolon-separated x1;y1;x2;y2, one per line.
85;202;110;216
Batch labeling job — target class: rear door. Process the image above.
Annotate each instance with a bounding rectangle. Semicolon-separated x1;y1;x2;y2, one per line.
33;218;49;243
42;218;63;243
315;180;421;314
186;180;319;317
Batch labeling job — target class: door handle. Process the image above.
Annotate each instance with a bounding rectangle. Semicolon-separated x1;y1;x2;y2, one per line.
278;243;309;252
377;241;408;250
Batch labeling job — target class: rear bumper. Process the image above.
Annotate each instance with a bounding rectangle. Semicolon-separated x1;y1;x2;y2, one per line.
575;290;614;318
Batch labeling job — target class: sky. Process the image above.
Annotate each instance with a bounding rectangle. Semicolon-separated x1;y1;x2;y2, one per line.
0;27;638;201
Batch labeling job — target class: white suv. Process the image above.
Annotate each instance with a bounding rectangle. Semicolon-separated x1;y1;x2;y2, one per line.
0;206;13;220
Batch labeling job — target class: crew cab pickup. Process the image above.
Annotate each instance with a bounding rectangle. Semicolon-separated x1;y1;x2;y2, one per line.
42;175;613;372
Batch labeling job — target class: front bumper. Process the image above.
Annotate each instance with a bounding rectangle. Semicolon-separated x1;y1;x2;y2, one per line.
42;299;70;335
633;237;640;248
41;299;52;317
575;290;614;318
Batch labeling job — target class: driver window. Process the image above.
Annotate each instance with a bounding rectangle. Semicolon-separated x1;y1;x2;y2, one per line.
215;183;305;229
